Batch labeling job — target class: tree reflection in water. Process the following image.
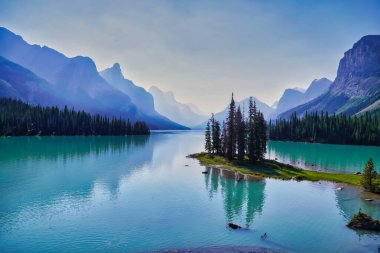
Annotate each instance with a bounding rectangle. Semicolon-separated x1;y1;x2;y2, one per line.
204;167;266;228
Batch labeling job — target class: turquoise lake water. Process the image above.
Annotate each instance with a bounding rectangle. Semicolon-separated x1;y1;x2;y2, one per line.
0;132;380;252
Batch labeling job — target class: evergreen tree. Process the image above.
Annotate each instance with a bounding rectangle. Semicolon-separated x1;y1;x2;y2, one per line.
221;121;227;156
247;97;256;162
212;120;221;154
361;157;375;191
257;112;267;160
235;106;245;160
205;120;212;154
226;93;236;160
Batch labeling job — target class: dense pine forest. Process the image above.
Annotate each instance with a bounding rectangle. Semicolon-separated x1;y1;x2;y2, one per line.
269;112;380;146
0;98;150;136
205;94;267;162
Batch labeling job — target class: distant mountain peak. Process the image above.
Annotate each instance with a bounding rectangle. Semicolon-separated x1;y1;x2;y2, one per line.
101;63;125;81
111;62;122;73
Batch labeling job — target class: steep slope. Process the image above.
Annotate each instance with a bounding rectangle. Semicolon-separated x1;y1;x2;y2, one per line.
304;78;332;101
274;88;304;116
0;27;186;129
149;86;208;127
0;56;66;106
100;64;188;129
194;96;274;129
279;35;380;118
100;63;155;114
270;78;332;119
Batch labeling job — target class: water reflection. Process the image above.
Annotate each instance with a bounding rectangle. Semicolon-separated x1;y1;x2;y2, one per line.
0;136;149;164
204;167;265;228
0;136;152;216
267;141;380;173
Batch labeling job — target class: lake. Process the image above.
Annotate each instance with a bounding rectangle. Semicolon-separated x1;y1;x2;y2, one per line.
267;141;380;173
1;132;379;252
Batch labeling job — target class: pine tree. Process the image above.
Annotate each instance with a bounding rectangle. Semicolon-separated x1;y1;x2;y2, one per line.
221;121;227;156
235;106;245;160
257;112;267;160
226;93;236;160
213;120;221;154
205;120;212;154
247;97;257;162
361;157;375;191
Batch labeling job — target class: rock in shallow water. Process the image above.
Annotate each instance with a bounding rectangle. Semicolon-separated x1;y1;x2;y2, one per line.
228;223;242;229
347;211;380;231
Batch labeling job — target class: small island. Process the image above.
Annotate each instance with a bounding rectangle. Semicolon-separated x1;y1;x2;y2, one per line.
189;152;361;186
190;94;380;191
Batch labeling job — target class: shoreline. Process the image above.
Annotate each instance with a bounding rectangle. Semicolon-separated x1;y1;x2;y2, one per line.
188;153;363;187
268;139;380;148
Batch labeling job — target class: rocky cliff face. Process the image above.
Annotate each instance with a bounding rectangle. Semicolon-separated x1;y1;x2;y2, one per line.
279;35;380;118
331;35;380;97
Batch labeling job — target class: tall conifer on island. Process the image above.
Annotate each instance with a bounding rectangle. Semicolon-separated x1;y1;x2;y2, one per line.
203;94;267;163
226;93;236;160
212;119;221;154
221;121;227;156
235;106;245;160
258;112;267;160
247;97;256;162
205;121;212;154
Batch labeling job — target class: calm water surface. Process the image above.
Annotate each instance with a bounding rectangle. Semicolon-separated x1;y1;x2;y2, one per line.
0;132;379;253
267;141;380;173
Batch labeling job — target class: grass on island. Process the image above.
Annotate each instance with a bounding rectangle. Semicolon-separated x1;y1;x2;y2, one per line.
189;152;361;186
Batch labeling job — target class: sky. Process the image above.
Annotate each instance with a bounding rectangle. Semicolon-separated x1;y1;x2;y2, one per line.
0;0;379;113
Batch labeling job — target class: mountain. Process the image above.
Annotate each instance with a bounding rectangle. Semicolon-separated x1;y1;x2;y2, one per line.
0;56;66;106
194;96;274;129
100;63;155;114
279;35;380;118
304;78;332;101
270;78;332;119
100;63;187;129
149;86;208;127
274;88;304;116
0;27;187;129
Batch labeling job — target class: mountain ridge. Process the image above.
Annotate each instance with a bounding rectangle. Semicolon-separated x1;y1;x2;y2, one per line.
279;35;380;118
0;27;188;129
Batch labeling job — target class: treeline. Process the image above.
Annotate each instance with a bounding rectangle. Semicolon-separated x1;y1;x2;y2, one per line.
0;98;150;136
205;94;267;162
269;112;380;146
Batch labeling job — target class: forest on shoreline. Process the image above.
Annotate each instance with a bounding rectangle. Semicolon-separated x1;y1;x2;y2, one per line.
269;112;380;146
0;98;150;136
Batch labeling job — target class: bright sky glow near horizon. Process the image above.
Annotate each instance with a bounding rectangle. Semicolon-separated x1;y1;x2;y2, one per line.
0;0;379;113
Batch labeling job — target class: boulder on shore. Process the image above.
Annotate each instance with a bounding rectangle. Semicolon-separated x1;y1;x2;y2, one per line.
347;211;380;231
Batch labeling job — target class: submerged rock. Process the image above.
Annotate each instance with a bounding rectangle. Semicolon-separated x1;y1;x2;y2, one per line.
347;211;380;231
201;171;208;174
228;223;242;229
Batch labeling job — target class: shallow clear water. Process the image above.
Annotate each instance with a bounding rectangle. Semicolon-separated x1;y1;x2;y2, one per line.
0;132;379;253
267;141;380;173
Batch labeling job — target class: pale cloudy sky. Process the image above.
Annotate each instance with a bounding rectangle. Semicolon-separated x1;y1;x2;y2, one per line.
0;0;379;113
